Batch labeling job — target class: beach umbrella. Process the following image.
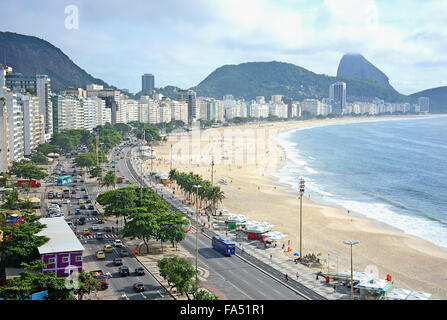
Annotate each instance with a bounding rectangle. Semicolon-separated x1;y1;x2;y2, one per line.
293;253;300;256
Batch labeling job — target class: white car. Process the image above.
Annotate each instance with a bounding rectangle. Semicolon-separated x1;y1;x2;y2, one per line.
92;224;99;231
113;239;123;247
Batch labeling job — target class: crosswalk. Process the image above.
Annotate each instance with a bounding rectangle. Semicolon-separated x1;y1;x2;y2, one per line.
78;233;117;240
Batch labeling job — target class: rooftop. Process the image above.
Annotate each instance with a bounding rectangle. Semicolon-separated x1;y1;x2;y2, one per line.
37;217;84;255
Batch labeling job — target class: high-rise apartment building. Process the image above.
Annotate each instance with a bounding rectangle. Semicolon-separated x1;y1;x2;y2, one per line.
178;89;197;122
36;74;53;141
329;82;346;114
142;74;155;95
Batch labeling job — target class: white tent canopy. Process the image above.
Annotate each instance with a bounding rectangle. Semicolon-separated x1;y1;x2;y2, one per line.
242;221;274;233
336;271;373;282
386;288;412;300
225;214;247;223
406;291;431;300
264;231;287;241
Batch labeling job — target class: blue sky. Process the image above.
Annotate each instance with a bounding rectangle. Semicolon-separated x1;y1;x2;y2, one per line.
1;0;446;95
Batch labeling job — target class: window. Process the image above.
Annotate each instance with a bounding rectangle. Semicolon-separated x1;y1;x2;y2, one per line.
62;257;69;263
75;256;82;262
48;257;55;264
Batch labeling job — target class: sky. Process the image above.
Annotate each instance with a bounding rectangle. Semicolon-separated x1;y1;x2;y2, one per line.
1;0;447;95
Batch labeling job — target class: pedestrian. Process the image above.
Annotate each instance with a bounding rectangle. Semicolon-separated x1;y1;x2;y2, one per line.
282;243;285;250
316;273;319;280
270;254;272;261
333;285;336;292
296;272;299;280
285;274;288;283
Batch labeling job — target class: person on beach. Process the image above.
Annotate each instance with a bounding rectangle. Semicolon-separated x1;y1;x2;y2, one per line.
333;285;336;292
296;272;299;280
285;274;288;283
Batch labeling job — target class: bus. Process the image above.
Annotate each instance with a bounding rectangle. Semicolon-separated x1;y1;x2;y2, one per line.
57;175;72;186
212;236;236;256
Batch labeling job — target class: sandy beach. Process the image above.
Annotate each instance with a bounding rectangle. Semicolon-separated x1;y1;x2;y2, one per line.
147;115;447;299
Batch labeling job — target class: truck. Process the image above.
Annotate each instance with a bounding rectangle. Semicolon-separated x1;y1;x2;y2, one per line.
91;270;109;290
117;177;124;184
17;180;41;188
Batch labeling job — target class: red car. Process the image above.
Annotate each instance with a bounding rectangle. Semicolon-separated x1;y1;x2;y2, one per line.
134;282;145;292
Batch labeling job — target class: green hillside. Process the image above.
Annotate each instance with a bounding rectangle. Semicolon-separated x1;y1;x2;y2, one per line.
0;31;111;93
191;61;407;102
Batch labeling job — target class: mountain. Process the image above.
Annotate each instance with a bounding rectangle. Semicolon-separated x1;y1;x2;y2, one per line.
191;61;406;102
337;53;391;87
0;31;111;93
410;86;447;113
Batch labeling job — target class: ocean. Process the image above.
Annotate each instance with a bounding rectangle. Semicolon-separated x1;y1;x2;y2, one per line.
275;116;447;249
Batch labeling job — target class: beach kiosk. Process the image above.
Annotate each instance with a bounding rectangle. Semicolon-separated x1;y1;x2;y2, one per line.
354;279;392;300
243;221;273;243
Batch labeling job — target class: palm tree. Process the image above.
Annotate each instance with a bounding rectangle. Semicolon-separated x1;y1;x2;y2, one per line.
101;171;116;190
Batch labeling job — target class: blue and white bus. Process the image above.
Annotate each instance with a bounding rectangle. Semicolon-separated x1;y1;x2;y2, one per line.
212;236;236;256
57;175;72;186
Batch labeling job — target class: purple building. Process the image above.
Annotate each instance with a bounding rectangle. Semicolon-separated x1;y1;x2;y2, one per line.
37;217;84;277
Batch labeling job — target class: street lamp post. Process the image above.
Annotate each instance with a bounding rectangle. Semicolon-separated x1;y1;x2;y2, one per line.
193;184;202;282
211;156;214;187
343;240;359;300
299;178;305;260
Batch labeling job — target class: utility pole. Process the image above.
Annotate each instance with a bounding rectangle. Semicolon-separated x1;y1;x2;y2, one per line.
299;177;305;261
193;184;202;282
344;240;359;300
211;156;214;186
140;129;145;202
170;144;173;172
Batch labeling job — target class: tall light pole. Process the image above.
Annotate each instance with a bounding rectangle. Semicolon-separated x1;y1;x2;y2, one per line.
343;240;359;300
193;184;202;282
299;177;305;260
170;144;173;172
210;156;215;187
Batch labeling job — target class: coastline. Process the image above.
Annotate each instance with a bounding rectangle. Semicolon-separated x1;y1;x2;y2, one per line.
150;114;447;299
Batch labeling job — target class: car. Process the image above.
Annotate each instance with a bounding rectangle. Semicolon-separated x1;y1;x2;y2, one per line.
113;258;123;266
78;199;84;205
113;239;123;247
81;187;86;191
134;282;145;292
80;204;86;210
135;267;145;276
86;200;92;204
83;195;89;200
75;208;81;215
78;216;86;225
96;251;105;259
118;266;129;276
104;244;113;253
96;232;104;240
82;229;90;235
97;218;104;224
88;205;94;210
91;224;99;231
103;226;112;233
91;210;98;216
71;189;76;194
120;249;129;257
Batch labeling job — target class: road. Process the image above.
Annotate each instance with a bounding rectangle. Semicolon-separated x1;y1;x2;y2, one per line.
116;142;315;300
43;151;171;301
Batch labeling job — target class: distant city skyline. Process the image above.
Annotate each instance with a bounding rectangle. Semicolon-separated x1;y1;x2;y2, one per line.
1;0;446;94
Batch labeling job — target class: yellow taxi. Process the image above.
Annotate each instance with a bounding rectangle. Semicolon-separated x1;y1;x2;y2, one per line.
82;229;90;235
78;199;84;205
104;244;113;253
96;251;105;259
